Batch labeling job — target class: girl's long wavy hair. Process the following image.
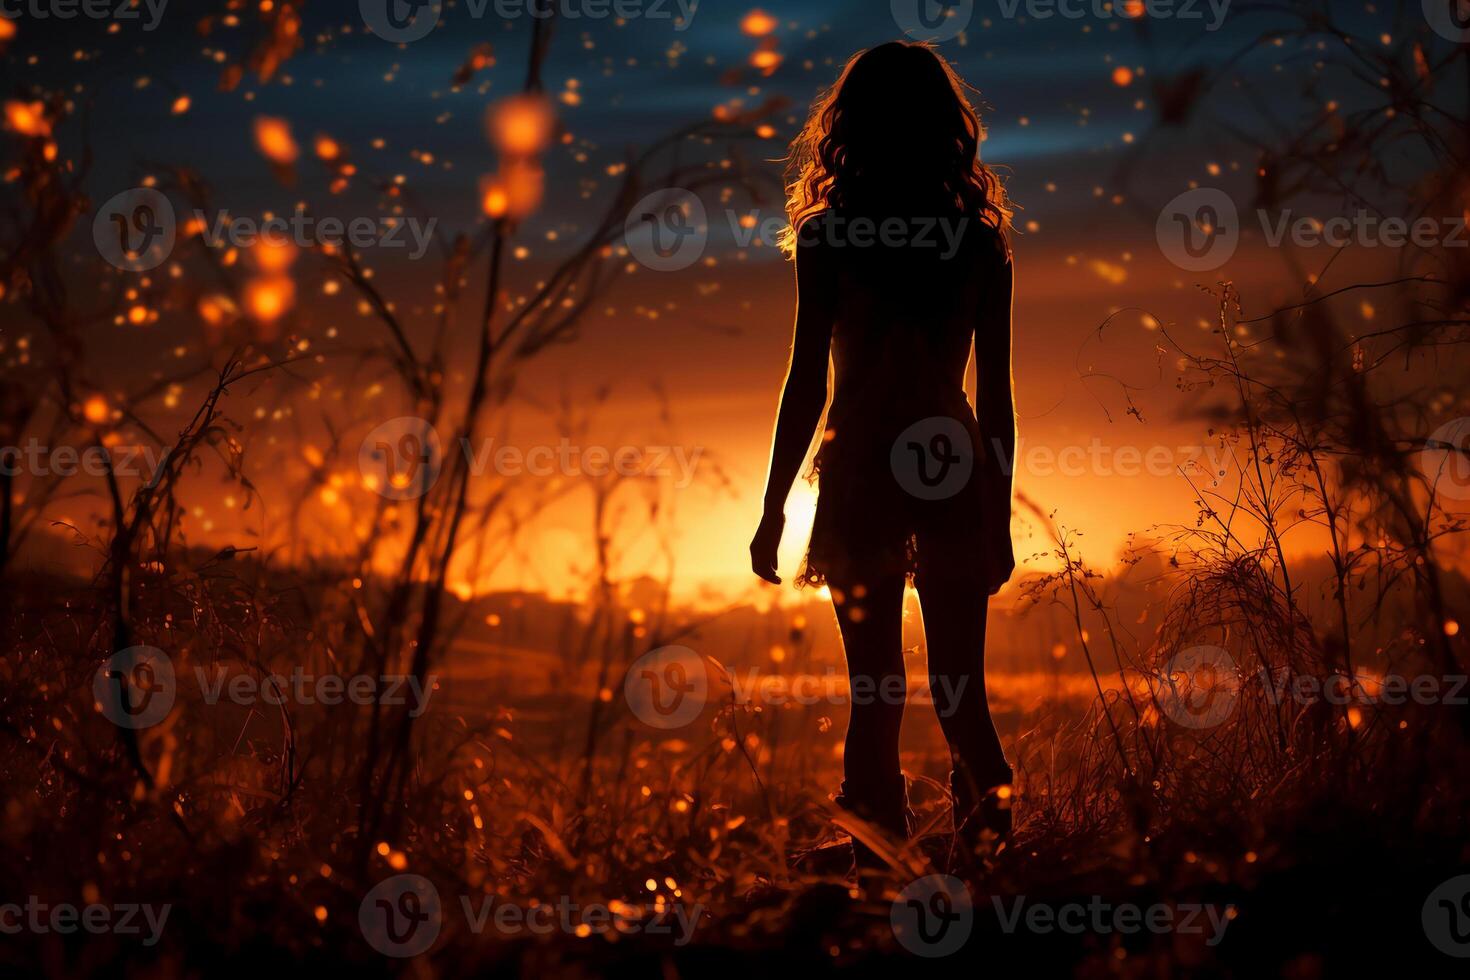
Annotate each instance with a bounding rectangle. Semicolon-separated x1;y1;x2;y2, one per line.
780;42;1013;257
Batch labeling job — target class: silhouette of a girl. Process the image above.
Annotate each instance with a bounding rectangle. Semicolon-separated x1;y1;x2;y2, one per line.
750;42;1016;863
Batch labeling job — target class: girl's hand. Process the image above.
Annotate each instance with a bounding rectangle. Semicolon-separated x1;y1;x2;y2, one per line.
749;510;785;585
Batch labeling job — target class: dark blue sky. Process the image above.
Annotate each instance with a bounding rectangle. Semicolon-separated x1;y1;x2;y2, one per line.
5;0;1381;249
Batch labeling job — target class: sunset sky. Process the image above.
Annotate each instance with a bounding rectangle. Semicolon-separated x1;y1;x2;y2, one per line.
7;1;1451;600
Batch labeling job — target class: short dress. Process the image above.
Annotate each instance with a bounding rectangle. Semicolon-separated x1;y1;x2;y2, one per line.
795;214;1009;590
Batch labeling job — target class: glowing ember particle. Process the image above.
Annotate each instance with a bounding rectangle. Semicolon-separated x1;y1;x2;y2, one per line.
741;9;778;36
750;49;782;74
315;135;340;161
253;116;299;164
481;179;509;219
4;100;49;137
244;276;295;323
488;94;555;156
83;396;109;425
197;294;238;327
253;239;298;273
1112;66;1134;87
1447;620;1461;637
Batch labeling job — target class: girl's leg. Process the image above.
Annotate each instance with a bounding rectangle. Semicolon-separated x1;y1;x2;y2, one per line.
913;550;1011;834
827;569;910;842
